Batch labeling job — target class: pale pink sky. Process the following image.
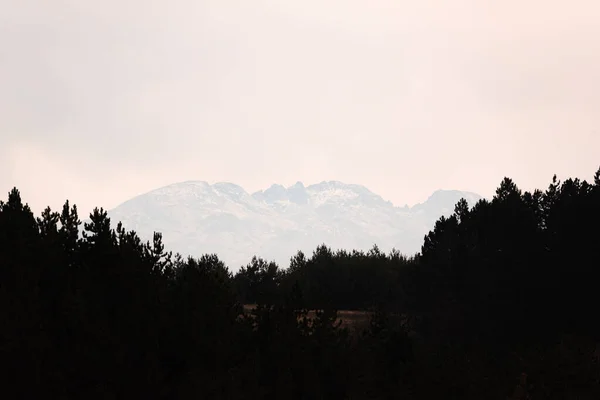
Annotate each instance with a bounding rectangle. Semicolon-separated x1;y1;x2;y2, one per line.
1;0;599;216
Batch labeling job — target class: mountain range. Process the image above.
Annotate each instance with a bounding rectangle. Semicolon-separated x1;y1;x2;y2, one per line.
106;181;483;270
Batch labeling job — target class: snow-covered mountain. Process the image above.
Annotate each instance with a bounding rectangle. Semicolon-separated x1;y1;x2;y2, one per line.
106;181;483;270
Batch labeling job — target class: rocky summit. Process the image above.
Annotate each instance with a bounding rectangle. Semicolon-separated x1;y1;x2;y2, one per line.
106;180;483;270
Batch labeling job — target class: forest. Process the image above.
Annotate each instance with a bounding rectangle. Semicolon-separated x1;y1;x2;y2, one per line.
1;168;599;399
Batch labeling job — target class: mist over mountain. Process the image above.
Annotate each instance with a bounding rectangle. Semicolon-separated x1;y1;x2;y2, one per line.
106;180;483;270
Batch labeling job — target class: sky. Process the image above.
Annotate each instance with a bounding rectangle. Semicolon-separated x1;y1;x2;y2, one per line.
1;0;599;217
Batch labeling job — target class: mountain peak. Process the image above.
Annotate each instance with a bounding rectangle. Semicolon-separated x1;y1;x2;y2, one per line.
107;180;483;270
411;190;483;215
426;189;482;203
213;182;246;190
290;181;305;189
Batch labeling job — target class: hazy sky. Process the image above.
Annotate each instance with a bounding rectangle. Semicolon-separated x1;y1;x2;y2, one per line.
1;0;599;216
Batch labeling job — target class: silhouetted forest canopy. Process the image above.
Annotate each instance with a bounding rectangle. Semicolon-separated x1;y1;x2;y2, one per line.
2;168;600;399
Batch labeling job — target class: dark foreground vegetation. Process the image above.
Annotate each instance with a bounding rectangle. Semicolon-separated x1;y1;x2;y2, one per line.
1;168;600;399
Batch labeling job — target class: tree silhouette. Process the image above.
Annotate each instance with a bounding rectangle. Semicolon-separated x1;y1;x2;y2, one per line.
1;168;600;398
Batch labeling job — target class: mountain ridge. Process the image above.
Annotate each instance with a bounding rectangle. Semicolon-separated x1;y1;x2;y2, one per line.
105;180;483;270
120;180;478;210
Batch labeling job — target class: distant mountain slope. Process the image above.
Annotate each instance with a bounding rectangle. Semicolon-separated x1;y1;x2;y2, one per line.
106;181;483;270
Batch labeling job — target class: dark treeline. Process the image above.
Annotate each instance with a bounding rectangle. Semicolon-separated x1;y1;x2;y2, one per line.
1;168;600;399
